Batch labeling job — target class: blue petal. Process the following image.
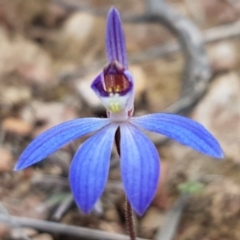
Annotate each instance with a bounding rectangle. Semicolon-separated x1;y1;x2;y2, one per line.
106;7;128;68
120;124;160;215
69;124;118;213
14;118;111;170
131;113;224;158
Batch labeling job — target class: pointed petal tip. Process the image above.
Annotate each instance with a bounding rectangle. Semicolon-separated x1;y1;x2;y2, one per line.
13;161;26;171
213;150;224;159
78;205;92;215
127;194;153;216
108;7;120;17
81;209;91;214
13;164;19;171
14;157;37;171
109;6;118;12
73;199;92;214
105;6;128;67
107;7;121;26
133;205;148;216
200;140;224;159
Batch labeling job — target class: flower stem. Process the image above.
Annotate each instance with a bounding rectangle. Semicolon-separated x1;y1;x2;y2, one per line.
125;197;136;240
115;128;136;240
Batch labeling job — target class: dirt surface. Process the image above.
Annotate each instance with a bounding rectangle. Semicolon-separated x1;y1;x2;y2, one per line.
0;0;240;239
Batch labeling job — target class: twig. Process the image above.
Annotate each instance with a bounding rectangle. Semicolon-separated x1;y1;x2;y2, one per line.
0;214;149;240
137;0;211;113
154;195;188;240
0;203;31;240
204;21;240;42
52;194;74;221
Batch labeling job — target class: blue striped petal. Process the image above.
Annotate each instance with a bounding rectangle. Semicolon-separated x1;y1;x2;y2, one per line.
106;7;128;68
120;123;160;215
70;124;118;213
14;118;111;170
131;113;224;158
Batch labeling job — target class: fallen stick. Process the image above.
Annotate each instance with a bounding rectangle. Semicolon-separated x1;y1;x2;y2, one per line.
0;214;149;240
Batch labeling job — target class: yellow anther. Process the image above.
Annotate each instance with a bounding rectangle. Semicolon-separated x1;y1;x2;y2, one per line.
115;85;121;92
107;87;112;93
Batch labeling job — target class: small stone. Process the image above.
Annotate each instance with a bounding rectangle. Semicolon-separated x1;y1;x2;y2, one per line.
0;147;13;172
30;101;78;136
0;27;53;84
62;13;96;43
139;207;164;238
0;86;31;105
208;42;237;72
11;228;37;238
57;12;104;62
20;105;36;125
32;233;53;240
2;117;32;136
75;71;103;109
98;221;124;234
104;208;120;222
22;228;38;237
0;223;10;239
206;179;240;224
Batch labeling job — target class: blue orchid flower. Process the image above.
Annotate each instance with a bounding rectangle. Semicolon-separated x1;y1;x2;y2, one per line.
14;7;223;215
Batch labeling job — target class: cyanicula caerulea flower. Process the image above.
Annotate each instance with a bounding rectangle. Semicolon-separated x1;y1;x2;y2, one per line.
14;7;223;215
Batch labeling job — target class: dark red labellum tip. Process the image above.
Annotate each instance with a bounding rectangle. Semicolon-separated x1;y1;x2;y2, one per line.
103;61;130;94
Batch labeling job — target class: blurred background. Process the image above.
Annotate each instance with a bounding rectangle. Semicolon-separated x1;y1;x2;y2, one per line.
0;0;240;239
